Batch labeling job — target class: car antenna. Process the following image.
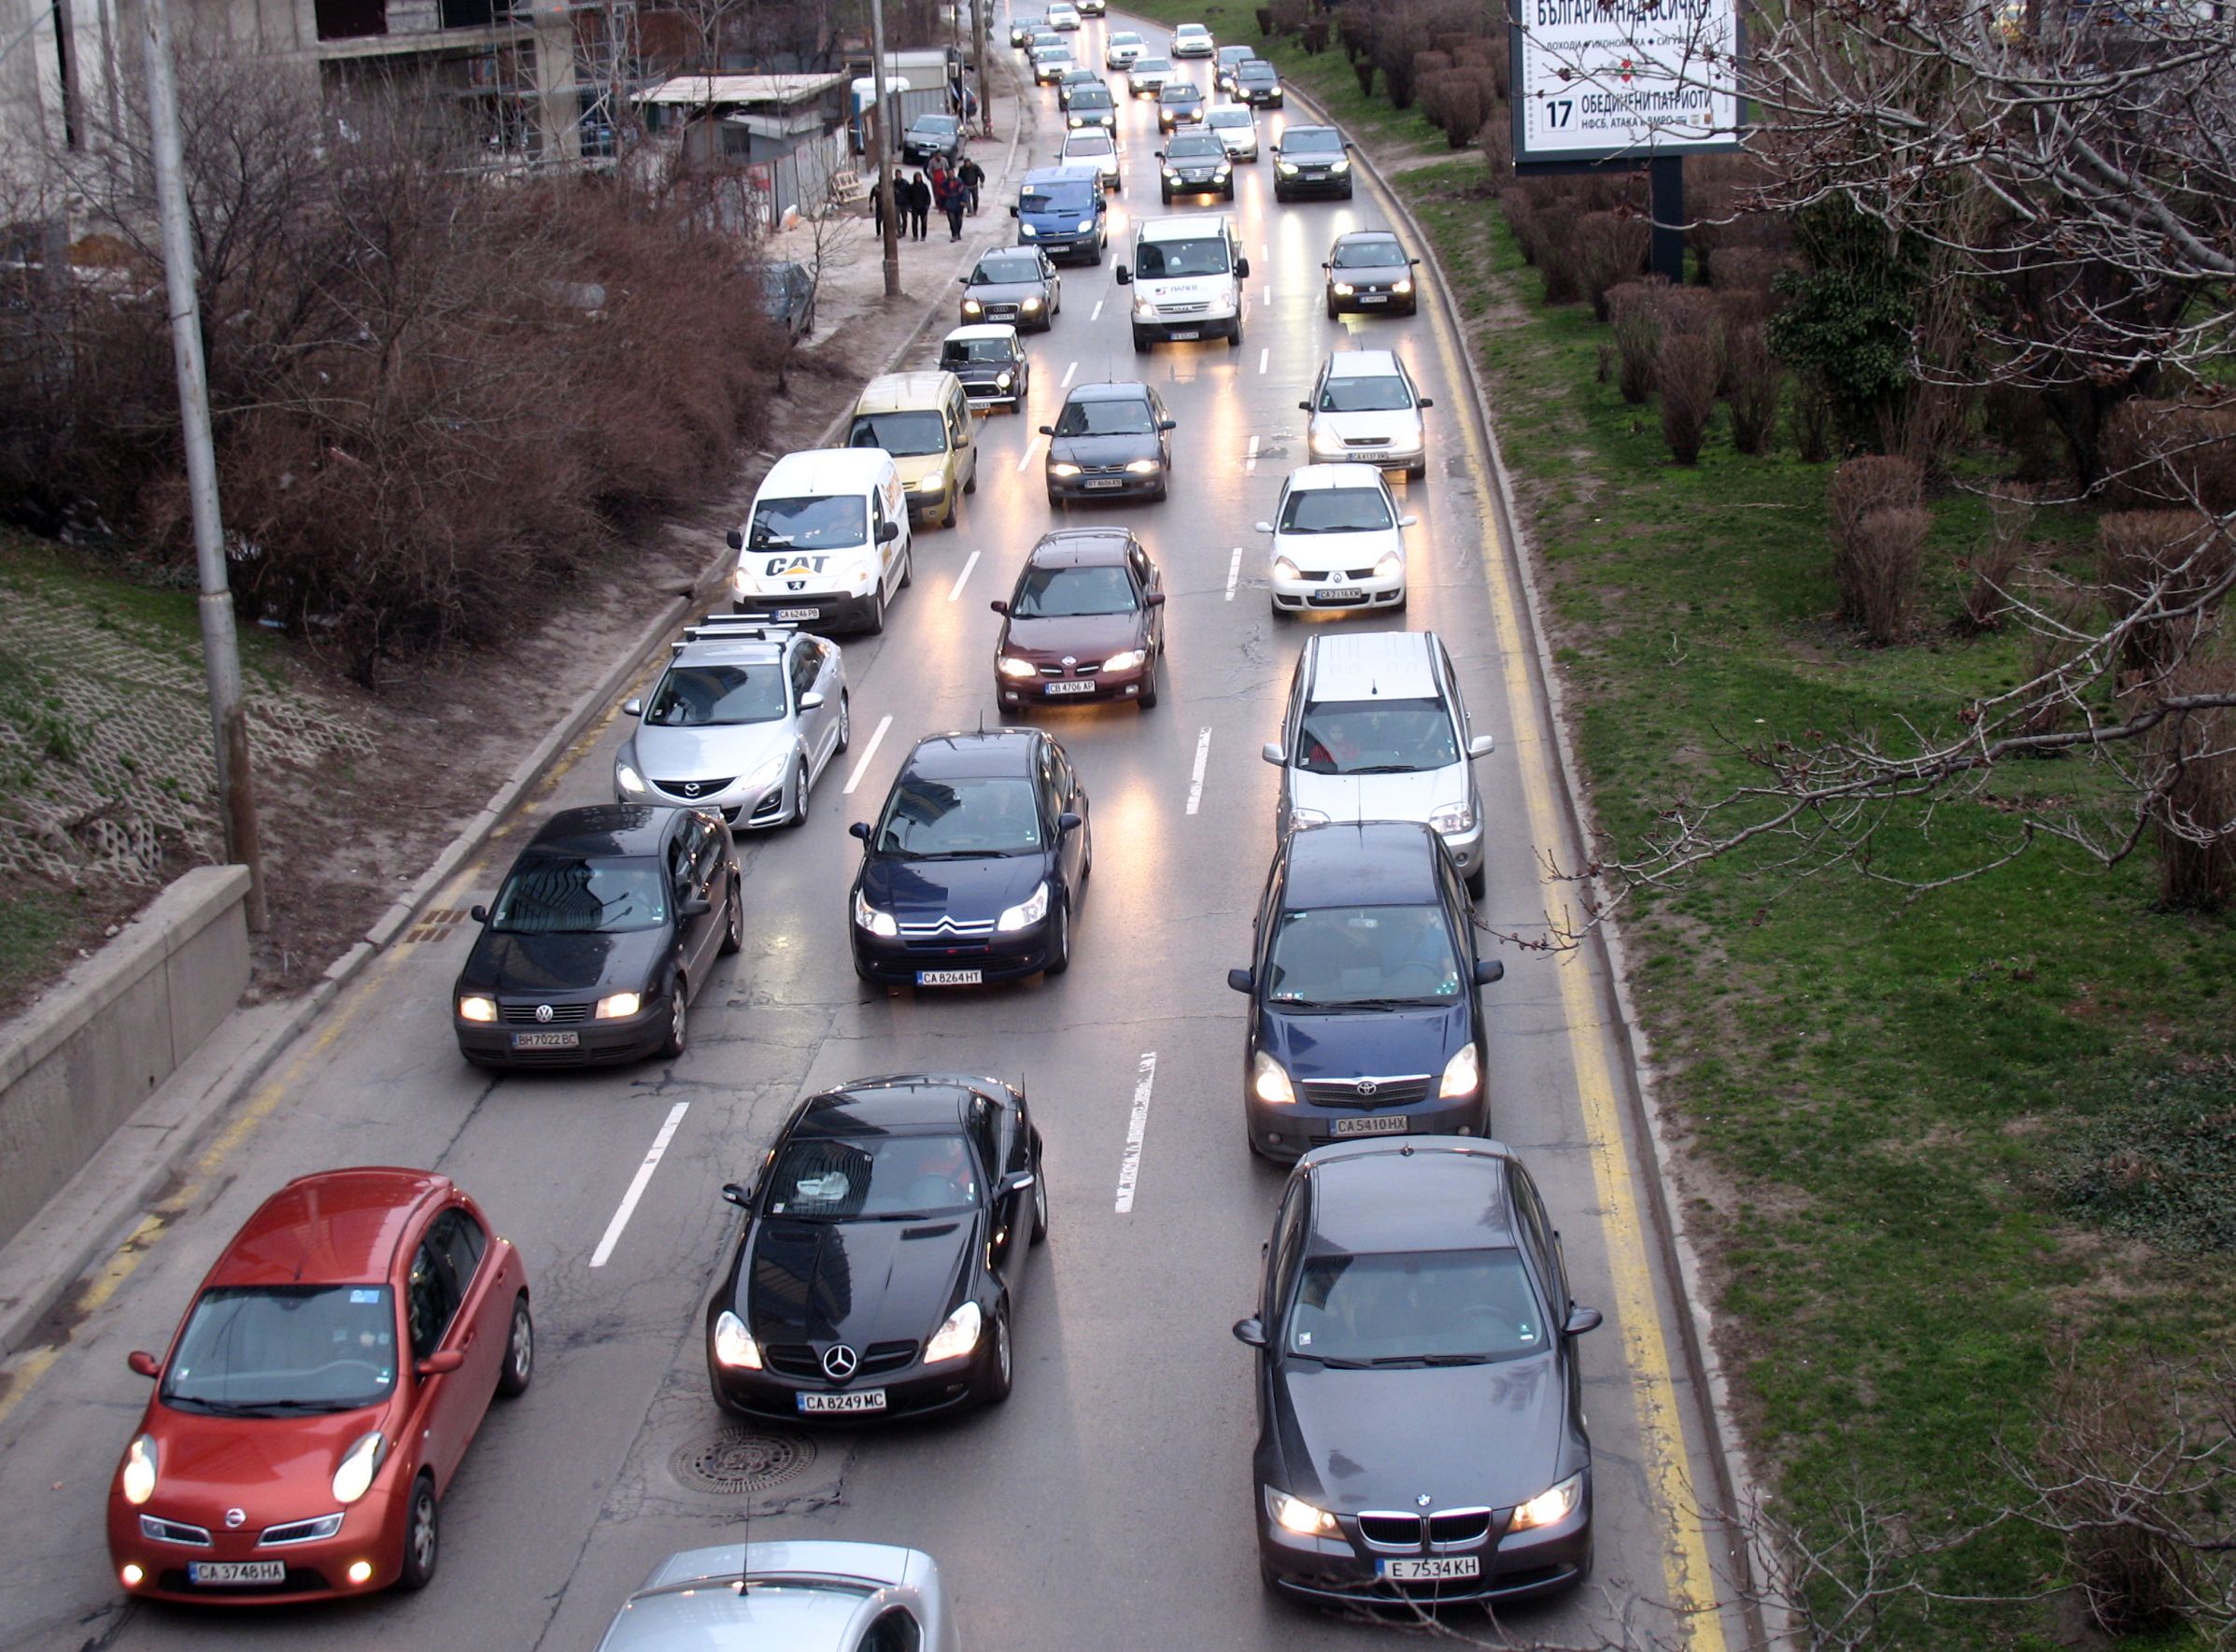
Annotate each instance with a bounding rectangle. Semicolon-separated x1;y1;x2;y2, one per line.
736;1491;754;1593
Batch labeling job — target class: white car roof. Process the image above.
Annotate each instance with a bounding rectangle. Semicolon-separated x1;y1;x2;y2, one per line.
1323;349;1406;379
1305;630;1441;701
1136;212;1231;242
598;1543;934;1652
759;447;896;495
1207;107;1252;123
1283;462;1391;491
945;323;1020;344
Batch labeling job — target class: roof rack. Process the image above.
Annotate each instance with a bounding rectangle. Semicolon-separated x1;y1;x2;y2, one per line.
670;614;798;653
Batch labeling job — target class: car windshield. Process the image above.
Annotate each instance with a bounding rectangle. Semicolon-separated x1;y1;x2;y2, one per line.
1284;127;1340;153
765;1132;979;1219
749;494;865;550
1111;32;1140;44
1070;87;1112;107
1240;64;1279;84
1168;134;1224;158
1135;237;1230;278
1319;374;1414;413
944;337;1015;365
1134;57;1171;71
1280;486;1394;534
971;253;1044;286
490;855;668;934
1265;903;1462;1005
1161;83;1201;103
1012;563;1138;617
1295;698;1460;775
644;663;786;727
1209;109;1251;128
1288;1250;1546;1363
1066;132;1115;157
911;116;958;137
163;1285;399;1414
876;774;1044;856
1333;238;1404;269
1055;396;1155;436
1023;181;1096;212
849;410;948;458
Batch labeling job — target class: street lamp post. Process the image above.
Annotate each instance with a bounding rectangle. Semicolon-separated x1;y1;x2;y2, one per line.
869;0;901;297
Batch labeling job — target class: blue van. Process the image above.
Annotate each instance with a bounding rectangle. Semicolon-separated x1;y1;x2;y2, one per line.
1011;165;1109;266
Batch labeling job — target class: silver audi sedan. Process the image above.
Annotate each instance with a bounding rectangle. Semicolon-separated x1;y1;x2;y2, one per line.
593;1542;957;1652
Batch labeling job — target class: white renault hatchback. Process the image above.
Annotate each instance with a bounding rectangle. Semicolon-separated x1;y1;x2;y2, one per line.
1301;349;1433;479
1256;463;1415;618
1058;124;1124;191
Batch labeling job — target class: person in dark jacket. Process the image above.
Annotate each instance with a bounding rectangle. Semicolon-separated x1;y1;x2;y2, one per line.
907;171;931;240
957;155;985;215
938;170;966;241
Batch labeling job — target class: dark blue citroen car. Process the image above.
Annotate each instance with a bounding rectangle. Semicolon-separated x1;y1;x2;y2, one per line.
848;730;1092;987
1227;820;1501;1159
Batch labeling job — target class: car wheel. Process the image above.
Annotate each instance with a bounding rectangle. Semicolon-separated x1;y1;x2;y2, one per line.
1326;295;1339;320
1466;861;1488;901
1030;1155;1050;1241
862;586;886;635
1131;328;1150;354
397;1475;439;1591
1082;826;1093;881
835;690;852;753
1228;320;1244;349
1160;189;1173;205
964;467;977;495
941;495;958;529
1274;185;1288;204
980;1301;1014;1405
1087;239;1102;266
661;984;687;1059
1043;896;1072;976
497;1293;534;1397
719;875;744;954
1138;655;1158;710
1393;588;1409;614
785;758;811;828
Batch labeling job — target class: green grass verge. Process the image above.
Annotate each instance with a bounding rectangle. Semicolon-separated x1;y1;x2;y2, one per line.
1115;10;2236;1643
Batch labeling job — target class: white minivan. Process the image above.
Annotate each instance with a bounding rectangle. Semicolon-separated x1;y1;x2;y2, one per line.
728;448;913;635
1115;213;1250;351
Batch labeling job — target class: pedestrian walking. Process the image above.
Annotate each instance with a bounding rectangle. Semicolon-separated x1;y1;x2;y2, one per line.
907;171;931;240
871;177;887;237
939;171;966;241
958;155;985;216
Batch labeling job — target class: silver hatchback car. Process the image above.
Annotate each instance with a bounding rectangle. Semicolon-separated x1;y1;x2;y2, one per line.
615;617;849;828
593;1542;957;1652
1261;630;1495;895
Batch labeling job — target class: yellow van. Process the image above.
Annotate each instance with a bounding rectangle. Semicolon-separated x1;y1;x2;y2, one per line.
845;371;981;529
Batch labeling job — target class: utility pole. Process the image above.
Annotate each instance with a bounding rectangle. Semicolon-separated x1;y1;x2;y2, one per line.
869;0;901;297
971;0;992;138
141;0;267;930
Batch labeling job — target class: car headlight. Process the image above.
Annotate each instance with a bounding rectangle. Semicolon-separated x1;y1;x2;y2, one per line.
1429;798;1475;835
1439;1043;1480;1100
120;1435;158;1505
1373;551;1404;581
1124;458;1162;474
1331;158;1351;173
1134;299;1158;318
1277;160;1298;175
595;991;643;1020
1049;460;1083;478
1265;1486;1338;1536
712;1309;763;1370
1394;278;1414;294
1309;429;1346;455
962;299;984;315
1023;296;1044;310
997;881;1050;933
1215;165;1231;178
331;1431;385;1505
1102;649;1144;672
1162;168;1179;181
1272;556;1302;582
457;994;497;1024
853;889;899;938
731;564;751;598
616;759;646;796
1021;221;1040;235
1331;281;1355;296
1068;115;1083;127
916;473;947;493
997;371;1014;388
1252;1050;1295;1105
925;1299;984;1363
1291;807;1330;826
998;655;1040;679
1510;1472;1583;1531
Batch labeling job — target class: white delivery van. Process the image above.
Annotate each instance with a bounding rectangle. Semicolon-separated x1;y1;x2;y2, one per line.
727;448;913;635
1114;213;1251;351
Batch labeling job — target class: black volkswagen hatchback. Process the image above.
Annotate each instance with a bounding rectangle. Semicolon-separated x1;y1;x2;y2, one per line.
706;1074;1047;1419
849;729;1092;986
1235;1137;1600;1605
452;804;740;1066
1228;820;1501;1159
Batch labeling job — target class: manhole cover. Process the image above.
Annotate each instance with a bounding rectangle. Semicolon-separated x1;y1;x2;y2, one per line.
671;1427;818;1494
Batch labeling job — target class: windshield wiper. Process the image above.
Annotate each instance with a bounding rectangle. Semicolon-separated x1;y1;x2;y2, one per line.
1293;1353;1377;1369
1324;995;1456;1010
1338;763;1426;775
913;849;1019;860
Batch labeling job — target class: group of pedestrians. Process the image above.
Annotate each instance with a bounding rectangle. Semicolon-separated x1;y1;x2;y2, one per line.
873;154;987;245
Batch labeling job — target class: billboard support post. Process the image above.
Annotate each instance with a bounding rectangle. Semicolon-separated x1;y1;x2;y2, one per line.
1649;154;1685;283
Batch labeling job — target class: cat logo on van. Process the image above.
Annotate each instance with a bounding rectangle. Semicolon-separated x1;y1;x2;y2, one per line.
767;556;828;576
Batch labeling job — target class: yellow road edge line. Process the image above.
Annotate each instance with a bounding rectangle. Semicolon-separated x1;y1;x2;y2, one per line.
1422;207;1729;1647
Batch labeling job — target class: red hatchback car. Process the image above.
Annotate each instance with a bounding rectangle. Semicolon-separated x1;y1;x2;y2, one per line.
106;1167;531;1603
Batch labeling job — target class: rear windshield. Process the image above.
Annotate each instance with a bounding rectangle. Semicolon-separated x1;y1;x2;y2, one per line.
849;410;949;458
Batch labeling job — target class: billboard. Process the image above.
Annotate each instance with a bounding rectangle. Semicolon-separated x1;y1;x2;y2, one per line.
1510;0;1744;163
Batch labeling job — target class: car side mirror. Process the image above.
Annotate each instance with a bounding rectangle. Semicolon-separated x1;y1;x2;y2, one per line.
957;275;971;284
623;697;643;717
1009;205;1020;217
1145;590;1167;607
1000;1169;1037;1196
726;528;744;551
1398;515;1419;529
1153;149;1165;159
1226;967;1253;994
1320;261;1331;271
1253;520;1273;534
721;1180;754;1208
1038;423;1055;435
1232;1316;1267;1347
678;895;712;919
127;1350;160;1378
1114;264;1131;284
469;904;489;925
1158;417;1177;431
878;521;900;544
1409;257;1422;266
1261;741;1284;766
990;598;1010;615
417;1348;466;1378
1236;257;1251;278
1057;811;1083;834
1297;401;1310;412
849;821;871;841
1475;958;1505;985
1564;1306;1604;1337
800;690;825;711
1420;398;1435;409
1467;733;1495;759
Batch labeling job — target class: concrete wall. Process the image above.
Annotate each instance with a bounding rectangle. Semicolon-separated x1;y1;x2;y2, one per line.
0;865;251;1251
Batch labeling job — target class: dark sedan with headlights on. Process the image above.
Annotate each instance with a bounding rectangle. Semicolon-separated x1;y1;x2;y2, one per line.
705;1074;1047;1421
1324;230;1422;318
1158;130;1235;203
994;529;1166;713
959;245;1061;333
848;729;1092;986
452;804;739;1066
1227;820;1501;1160
1042;381;1175;504
1235;1137;1601;1606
